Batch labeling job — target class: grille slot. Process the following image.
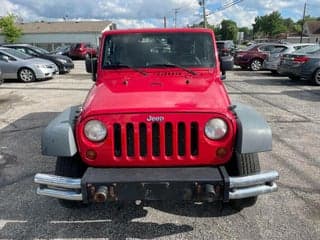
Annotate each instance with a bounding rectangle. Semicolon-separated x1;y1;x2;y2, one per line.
112;121;199;158
139;123;147;157
165;123;173;156
114;124;122;157
178;122;186;156
126;123;134;156
191;122;199;156
152;123;160;156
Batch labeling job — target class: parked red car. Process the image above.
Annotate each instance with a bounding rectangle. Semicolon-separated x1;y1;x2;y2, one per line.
234;43;278;71
69;43;97;59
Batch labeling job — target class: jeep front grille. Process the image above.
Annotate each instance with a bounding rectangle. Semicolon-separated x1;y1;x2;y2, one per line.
113;122;199;158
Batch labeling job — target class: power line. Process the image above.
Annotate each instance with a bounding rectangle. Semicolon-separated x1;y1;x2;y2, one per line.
206;0;244;16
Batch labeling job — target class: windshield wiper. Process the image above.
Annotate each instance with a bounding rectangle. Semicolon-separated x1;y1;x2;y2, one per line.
148;63;196;75
106;63;147;76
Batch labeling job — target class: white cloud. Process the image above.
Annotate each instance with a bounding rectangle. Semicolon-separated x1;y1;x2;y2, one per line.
2;0;320;29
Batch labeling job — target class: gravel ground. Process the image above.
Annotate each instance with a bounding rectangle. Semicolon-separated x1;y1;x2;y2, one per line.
0;61;319;240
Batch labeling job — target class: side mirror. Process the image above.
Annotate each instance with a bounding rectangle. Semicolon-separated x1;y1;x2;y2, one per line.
220;55;234;72
85;58;97;81
2;56;10;62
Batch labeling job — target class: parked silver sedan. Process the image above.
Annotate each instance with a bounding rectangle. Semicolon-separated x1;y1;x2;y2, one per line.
0;47;58;82
263;43;315;74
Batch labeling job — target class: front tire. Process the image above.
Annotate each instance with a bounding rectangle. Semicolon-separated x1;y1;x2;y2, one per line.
250;59;263;71
55;155;88;208
18;68;35;82
226;153;260;210
312;68;320;86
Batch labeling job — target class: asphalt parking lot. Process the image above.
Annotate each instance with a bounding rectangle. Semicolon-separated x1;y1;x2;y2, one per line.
0;61;319;240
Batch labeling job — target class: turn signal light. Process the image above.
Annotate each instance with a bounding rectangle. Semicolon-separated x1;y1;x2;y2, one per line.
86;150;97;160
216;147;228;158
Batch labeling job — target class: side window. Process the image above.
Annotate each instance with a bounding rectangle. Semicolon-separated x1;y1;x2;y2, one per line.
260;45;274;52
271;46;287;53
0;52;15;61
25;48;38;56
0;53;7;61
16;48;26;54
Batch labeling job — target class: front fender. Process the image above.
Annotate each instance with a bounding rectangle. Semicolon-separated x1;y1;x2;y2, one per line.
233;103;272;154
41;106;81;156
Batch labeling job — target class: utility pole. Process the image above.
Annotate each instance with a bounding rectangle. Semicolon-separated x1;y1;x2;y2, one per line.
163;16;167;28
173;8;180;28
300;1;307;43
199;0;207;28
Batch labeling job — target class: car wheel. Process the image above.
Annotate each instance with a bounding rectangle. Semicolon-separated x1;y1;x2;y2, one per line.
250;59;263;71
18;68;35;82
288;75;300;81
271;70;279;75
312;68;320;86
55;155;88;208
226;152;260;210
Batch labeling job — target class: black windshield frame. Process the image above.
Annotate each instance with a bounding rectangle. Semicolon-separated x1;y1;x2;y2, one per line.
102;32;216;70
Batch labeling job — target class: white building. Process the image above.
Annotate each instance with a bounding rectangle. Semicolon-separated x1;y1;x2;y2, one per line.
0;21;116;50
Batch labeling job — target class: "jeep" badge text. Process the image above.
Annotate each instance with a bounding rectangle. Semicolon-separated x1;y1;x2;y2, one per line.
146;115;164;122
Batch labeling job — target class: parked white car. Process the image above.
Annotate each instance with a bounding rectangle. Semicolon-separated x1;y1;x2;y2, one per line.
0;47;58;82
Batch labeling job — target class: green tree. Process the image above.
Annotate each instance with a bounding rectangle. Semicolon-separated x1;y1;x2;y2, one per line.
0;14;22;43
220;19;238;41
252;11;287;38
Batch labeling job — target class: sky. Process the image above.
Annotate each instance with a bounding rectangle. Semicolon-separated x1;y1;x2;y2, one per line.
1;0;320;29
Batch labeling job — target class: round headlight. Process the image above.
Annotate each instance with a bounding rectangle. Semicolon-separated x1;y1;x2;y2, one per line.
205;118;228;140
84;120;107;142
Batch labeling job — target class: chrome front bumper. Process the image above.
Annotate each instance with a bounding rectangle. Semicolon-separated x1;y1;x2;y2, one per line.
34;169;278;202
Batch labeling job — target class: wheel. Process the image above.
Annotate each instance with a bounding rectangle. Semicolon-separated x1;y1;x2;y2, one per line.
312;68;320;86
271;70;278;75
55;155;88;208
226;153;260;210
250;59;263;71
288;75;300;81
18;68;35;82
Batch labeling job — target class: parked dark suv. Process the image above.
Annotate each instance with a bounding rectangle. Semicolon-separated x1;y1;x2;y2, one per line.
2;44;74;74
217;40;235;76
69;43;97;59
216;40;235;56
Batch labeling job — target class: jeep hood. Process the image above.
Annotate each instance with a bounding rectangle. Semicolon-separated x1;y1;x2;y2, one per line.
81;70;231;117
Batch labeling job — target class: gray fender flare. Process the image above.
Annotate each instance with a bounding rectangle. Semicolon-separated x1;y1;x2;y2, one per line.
41;106;81;156
233;103;272;154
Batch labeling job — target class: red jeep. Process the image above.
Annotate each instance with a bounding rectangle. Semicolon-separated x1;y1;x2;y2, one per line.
35;28;278;210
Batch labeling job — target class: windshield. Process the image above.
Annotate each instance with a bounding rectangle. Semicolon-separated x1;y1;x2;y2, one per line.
102;32;215;69
2;48;33;60
293;44;320;54
31;46;49;54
